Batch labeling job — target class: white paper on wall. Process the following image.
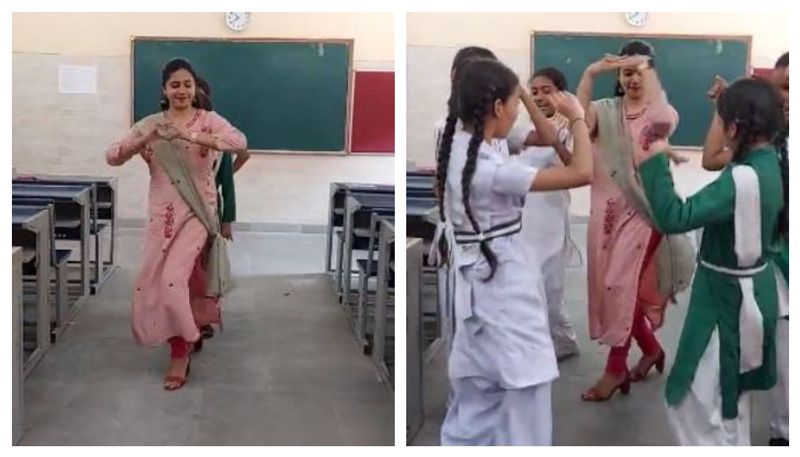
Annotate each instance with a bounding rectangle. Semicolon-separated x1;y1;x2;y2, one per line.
58;65;97;94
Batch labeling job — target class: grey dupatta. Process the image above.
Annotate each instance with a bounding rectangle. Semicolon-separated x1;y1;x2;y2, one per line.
149;124;233;298
594;97;695;297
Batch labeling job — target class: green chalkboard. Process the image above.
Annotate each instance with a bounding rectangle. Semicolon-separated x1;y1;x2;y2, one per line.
532;33;751;146
132;38;352;152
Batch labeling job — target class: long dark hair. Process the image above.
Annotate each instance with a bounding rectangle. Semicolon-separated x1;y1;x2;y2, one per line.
195;77;213;111
435;47;498;263
717;77;787;236
615;40;655;97
450;46;497;77
159;58;200;111
438;58;518;281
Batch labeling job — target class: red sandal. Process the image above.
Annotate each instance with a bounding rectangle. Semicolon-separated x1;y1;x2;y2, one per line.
581;371;631;402
163;357;192;391
631;350;665;382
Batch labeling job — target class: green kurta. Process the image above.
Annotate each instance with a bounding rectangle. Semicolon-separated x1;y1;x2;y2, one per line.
639;147;782;419
215;152;236;224
774;237;789;284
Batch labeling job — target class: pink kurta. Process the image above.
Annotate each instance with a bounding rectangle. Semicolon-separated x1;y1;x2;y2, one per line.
106;109;247;346
587;98;679;347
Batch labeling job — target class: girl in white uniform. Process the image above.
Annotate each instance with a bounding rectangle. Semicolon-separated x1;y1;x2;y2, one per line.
433;58;593;445
512;67;580;360
434;47;559;356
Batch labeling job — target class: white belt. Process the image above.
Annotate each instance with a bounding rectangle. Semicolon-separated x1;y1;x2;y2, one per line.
699;259;768;276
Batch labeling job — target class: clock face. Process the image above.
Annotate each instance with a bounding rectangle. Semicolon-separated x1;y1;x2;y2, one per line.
625;12;649;27
225;12;250;32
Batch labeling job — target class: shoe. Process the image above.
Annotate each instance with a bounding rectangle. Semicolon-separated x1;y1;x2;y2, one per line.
631;350;665;382
581;371;631;402
769;438;789;446
200;325;215;339
555;339;580;361
163;357;192;391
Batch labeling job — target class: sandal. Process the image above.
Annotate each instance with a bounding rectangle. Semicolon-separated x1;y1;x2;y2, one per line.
163;357;192;391
631;350;665;382
581;371;631;402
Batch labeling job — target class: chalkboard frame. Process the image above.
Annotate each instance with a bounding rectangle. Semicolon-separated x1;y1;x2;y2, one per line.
530;31;752;148
130;36;355;155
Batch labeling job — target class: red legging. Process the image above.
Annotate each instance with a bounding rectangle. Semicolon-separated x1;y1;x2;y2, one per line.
605;231;663;376
168;336;190;359
605;304;662;375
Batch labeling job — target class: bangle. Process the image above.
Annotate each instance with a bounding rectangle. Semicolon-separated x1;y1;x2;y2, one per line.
570;118;587;130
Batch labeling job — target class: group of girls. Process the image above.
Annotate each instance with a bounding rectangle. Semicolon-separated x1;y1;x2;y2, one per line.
431;42;789;446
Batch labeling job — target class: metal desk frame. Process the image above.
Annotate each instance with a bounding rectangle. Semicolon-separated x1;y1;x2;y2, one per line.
13;184;92;299
372;218;395;389
16;175;119;293
325;182;393;273
406;237;424;443
12;247;24;445
12;207;52;375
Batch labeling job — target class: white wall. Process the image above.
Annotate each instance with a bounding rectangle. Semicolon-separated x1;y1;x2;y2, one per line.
12;12;395;226
406;12;789;215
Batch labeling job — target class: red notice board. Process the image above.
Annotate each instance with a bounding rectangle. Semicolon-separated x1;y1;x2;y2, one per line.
350;71;394;153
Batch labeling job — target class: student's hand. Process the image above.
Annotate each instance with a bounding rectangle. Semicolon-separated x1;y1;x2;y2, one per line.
520;85;541;112
650;139;689;165
649;138;670;154
221;223;233;241
707;75;728;102
544;91;585;123
667;150;689;165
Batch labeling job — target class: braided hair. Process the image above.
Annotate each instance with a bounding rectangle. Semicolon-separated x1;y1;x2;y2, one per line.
717;77;787;236
435;47;498;262
456;59;519;280
450;46;497;77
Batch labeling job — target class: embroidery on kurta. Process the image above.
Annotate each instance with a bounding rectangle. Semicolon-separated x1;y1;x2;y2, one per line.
164;203;175;239
603;199;617;235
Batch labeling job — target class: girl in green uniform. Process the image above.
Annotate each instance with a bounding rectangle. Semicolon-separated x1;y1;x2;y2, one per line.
639;77;786;445
194;78;250;343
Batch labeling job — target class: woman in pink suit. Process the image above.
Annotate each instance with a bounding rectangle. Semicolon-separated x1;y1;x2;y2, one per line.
576;41;690;401
106;58;247;390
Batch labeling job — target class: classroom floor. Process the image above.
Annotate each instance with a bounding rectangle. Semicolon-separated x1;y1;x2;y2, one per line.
20;228;394;446
410;223;775;446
